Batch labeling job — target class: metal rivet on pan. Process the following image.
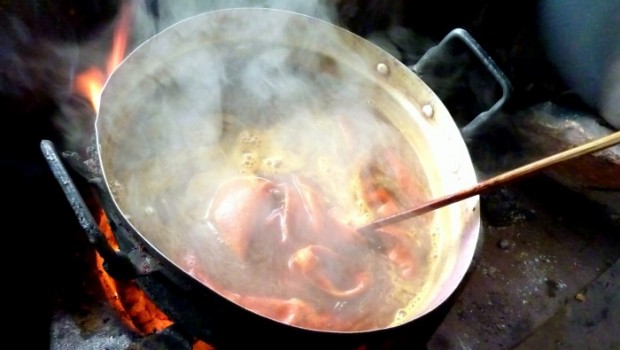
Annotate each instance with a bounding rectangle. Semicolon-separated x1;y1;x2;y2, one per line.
422;104;434;118
376;63;389;75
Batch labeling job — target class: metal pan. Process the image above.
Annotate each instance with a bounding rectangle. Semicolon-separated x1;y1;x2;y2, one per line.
50;7;507;337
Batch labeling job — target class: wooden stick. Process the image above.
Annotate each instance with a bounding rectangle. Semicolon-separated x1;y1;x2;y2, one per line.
357;130;620;232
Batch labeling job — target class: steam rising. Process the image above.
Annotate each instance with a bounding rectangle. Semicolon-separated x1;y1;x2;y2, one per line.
0;18;76;100
99;4;409;228
1;0;418;152
132;0;338;38
89;2;436;331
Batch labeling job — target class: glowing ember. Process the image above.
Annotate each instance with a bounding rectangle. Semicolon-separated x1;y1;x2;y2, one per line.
97;210;218;350
74;2;132;112
96;210;173;334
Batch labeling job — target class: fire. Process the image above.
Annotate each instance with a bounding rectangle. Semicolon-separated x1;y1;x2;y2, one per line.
96;209;213;350
78;4;214;349
74;68;106;112
95;210;173;334
79;1;171;335
74;2;132;112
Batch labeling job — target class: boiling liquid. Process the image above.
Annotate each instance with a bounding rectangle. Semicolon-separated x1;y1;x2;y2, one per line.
107;44;439;331
179;108;436;331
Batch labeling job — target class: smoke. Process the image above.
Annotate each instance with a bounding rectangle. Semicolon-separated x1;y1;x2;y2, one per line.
0;14;76;101
0;0;427;230
0;1;340;151
133;0;339;36
1;0;417;154
3;0;432;297
101;2;400;204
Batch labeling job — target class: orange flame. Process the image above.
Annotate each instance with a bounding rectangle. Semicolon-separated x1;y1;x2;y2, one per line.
75;68;106;112
78;6;217;348
96;209;173;334
74;3;132;112
96;209;215;349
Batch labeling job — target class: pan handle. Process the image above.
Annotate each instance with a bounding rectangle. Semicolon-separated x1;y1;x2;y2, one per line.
412;28;513;139
40;139;158;280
